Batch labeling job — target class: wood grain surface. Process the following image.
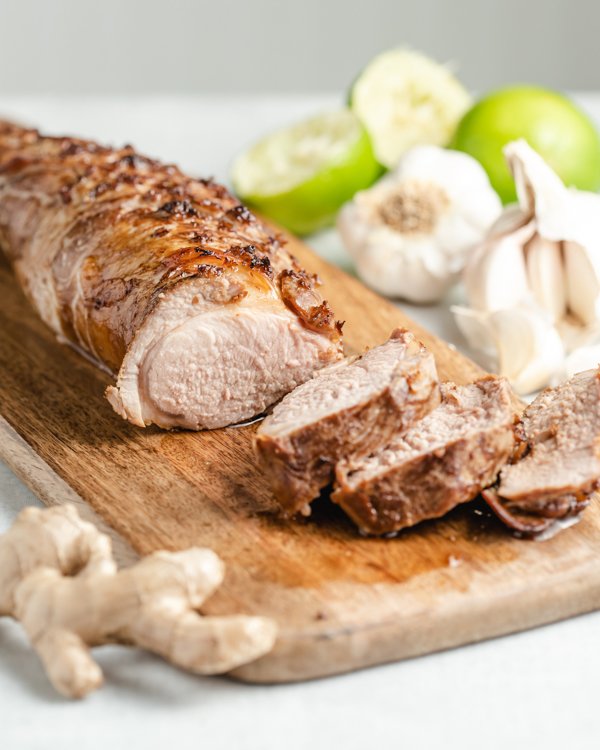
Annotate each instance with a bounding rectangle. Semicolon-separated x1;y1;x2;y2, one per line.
1;236;600;683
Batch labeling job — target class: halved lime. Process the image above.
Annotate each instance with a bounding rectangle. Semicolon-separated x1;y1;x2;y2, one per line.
231;110;382;236
349;48;471;169
451;85;600;204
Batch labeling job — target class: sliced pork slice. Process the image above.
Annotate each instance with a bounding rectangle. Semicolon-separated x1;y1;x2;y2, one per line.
483;368;600;537
333;376;515;535
255;329;440;514
0;120;342;429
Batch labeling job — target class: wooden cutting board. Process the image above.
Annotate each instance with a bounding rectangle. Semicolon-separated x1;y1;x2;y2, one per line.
1;235;600;684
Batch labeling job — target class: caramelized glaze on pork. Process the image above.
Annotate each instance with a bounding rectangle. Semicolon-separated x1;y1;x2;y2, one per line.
0;121;343;429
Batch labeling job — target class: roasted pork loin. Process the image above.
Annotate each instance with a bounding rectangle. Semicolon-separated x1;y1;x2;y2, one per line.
255;329;440;514
0;121;342;429
333;376;515;535
483;368;600;536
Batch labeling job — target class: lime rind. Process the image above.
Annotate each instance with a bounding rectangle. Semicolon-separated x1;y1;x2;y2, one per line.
234;111;365;196
451;85;600;204
231;110;382;236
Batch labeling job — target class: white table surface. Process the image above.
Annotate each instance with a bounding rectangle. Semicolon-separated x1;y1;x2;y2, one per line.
2;94;600;750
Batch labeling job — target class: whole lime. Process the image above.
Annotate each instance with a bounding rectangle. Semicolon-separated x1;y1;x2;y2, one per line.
450;85;600;203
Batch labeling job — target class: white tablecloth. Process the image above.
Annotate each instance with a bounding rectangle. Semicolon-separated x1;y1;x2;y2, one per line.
2;94;600;750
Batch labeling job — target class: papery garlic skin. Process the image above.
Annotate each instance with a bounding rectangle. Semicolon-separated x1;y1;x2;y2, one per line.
455;138;600;395
338;146;502;303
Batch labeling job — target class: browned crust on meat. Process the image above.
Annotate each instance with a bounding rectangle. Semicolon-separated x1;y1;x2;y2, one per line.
482;432;599;537
482;370;600;537
333;421;515;536
331;377;515;535
0;120;341;373
255;334;440;515
255;378;440;515
482;487;591;539
279;269;344;338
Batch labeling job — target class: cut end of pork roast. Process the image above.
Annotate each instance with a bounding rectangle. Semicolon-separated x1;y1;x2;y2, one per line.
105;279;342;430
483;368;600;537
333;376;515;536
255;329;441;515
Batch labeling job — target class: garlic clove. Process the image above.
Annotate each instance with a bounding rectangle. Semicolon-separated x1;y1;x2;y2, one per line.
486;203;530;239
563;240;600;326
463;220;533;313
566;189;600;246
452;305;536;383
557;313;600;353
564;344;600;379
561;191;600;326
524;235;567;321
451;306;499;360
452;304;564;394
489;307;564;394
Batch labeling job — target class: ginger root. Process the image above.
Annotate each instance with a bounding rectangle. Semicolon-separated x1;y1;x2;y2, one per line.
0;504;277;698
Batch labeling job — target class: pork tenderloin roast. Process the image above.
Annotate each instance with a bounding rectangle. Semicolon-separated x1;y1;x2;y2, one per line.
333;376;515;535
0;121;342;430
255;329;440;515
483;368;600;537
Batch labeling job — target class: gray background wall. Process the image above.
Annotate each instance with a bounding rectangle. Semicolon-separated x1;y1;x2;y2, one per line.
0;0;598;94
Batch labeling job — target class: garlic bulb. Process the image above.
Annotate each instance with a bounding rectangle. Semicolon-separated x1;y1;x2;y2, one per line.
337;146;502;303
453;139;600;394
